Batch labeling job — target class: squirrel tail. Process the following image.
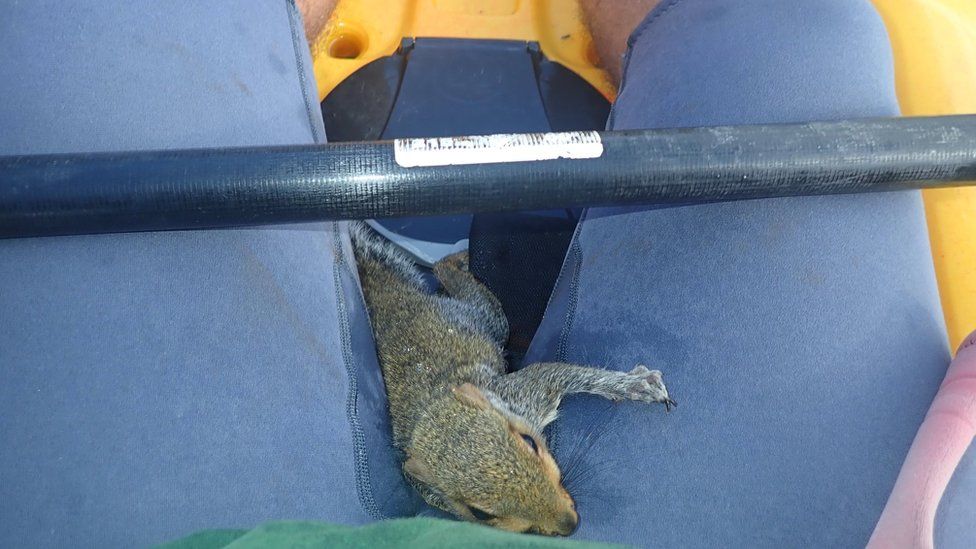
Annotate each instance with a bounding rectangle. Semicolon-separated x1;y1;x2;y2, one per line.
348;221;426;291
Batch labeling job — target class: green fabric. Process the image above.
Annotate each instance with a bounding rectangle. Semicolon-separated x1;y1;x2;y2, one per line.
158;518;624;549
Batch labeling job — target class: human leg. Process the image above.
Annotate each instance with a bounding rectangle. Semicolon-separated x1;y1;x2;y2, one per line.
0;2;408;546
528;1;949;545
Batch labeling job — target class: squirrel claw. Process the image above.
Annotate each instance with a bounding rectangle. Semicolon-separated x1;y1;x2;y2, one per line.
626;365;674;411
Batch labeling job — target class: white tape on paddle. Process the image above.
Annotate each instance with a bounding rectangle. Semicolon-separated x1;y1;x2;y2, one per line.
393;131;604;168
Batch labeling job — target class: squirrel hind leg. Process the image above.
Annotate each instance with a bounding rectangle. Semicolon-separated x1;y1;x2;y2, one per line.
432;251;509;346
434;298;508;360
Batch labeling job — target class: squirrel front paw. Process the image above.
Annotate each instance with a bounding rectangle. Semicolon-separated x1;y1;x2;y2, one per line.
625;365;677;411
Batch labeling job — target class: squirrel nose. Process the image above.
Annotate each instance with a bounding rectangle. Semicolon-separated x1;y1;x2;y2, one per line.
556;510;579;536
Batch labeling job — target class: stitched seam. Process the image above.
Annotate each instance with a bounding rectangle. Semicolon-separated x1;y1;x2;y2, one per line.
285;0;324;144
607;0;687;129
332;223;385;520
532;215;584;354
554;208;588;363
549;215;590;455
555;238;582;363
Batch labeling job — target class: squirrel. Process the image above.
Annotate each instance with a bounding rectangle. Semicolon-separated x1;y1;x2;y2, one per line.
349;221;675;536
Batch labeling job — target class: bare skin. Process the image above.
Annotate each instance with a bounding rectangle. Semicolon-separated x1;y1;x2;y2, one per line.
296;0;338;50
579;0;663;86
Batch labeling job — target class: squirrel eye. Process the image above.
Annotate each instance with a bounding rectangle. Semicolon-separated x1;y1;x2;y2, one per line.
468;506;496;522
521;433;539;453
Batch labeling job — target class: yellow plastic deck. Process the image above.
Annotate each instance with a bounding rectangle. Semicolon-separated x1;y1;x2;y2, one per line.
873;0;976;350
310;0;613;102
313;0;976;350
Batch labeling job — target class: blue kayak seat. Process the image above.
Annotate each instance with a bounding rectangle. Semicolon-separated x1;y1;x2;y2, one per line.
0;2;409;546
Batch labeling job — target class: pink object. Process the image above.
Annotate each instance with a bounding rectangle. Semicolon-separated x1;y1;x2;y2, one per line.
868;331;976;548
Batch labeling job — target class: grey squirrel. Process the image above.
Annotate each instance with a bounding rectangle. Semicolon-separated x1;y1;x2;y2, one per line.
350;221;675;536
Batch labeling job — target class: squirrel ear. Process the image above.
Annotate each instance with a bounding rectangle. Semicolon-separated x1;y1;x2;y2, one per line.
452;383;491;410
403;455;434;484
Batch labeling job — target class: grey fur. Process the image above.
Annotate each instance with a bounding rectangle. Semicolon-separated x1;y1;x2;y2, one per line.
348;221;674;536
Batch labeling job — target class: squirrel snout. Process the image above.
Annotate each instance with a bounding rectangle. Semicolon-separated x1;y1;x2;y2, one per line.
556;510;579;536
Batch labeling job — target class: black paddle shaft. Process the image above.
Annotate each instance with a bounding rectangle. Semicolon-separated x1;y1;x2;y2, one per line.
2;115;975;239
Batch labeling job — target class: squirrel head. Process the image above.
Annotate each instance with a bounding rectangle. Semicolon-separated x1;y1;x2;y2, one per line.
405;383;578;536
